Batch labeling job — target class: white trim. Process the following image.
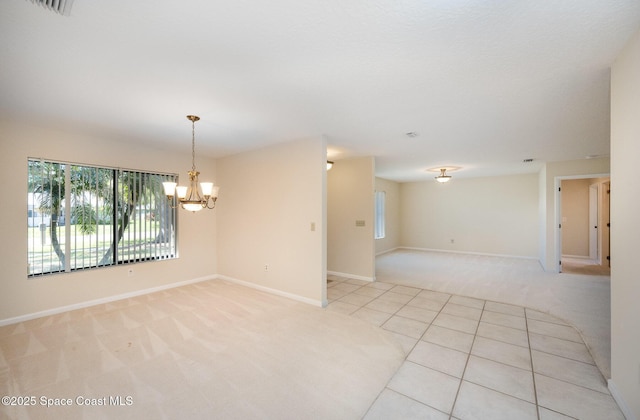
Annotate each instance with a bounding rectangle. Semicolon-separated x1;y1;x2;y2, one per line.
326;271;375;282
217;275;326;307
561;256;600;267
0;275;216;327
557;173;611;181
608;379;636;420
376;247;401;256
561;254;592;260
555;176;563;273
589;183;599;261
399;247;539;260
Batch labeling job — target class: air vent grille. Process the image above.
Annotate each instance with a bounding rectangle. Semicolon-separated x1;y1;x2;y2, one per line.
29;0;74;16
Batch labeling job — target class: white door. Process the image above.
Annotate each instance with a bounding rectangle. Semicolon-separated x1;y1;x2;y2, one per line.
557;180;563;272
589;184;598;262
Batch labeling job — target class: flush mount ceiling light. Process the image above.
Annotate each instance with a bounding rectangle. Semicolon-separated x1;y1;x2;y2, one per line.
427;166;460;183
327;161;334;170
435;168;452;183
162;115;219;212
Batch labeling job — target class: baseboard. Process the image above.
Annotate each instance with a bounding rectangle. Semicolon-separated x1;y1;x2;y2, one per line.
399;247;538;260
376;247;401;256
608;379;636;420
217;275;326;308
0;275;217;327
327;270;375;282
562;254;591;260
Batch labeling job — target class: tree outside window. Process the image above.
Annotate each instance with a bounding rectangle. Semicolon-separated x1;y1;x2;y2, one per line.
27;159;177;276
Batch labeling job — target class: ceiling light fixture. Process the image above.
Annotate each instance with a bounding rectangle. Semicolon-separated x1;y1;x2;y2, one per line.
327;161;334;170
162;115;219;212
435;168;452;183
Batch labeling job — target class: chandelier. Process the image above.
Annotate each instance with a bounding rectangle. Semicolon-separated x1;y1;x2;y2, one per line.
162;115;219;212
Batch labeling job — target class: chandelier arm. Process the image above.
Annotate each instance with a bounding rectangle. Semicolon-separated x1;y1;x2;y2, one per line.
165;196;179;209
205;197;217;209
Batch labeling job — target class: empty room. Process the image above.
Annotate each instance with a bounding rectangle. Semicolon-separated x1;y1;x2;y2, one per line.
1;1;639;419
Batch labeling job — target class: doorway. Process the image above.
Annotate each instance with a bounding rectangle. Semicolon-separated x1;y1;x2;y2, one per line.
557;175;611;275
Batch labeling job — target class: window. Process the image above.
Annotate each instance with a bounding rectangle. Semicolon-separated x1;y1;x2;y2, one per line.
374;190;385;239
27;159;177;276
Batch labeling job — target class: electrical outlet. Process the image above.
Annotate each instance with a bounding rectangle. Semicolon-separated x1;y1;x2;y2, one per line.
127;268;134;276
264;264;269;272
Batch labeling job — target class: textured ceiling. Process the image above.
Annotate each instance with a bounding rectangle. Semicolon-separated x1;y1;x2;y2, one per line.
1;0;639;181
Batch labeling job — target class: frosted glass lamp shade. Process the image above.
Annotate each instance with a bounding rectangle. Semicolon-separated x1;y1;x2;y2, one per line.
200;182;214;197
182;203;204;212
435;168;452;183
162;182;177;196
176;186;188;199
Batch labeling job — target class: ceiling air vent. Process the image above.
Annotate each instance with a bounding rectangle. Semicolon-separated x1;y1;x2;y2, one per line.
28;0;74;16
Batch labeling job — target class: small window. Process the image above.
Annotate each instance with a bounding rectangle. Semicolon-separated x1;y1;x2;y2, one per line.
374;190;385;239
27;159;177;276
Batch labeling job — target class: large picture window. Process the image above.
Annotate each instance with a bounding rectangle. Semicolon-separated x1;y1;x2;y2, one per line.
27;159;177;276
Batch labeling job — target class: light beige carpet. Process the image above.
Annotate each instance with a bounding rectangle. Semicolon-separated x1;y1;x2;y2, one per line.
375;249;612;379
0;280;405;419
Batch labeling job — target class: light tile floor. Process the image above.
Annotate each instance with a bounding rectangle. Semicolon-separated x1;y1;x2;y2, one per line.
325;275;625;420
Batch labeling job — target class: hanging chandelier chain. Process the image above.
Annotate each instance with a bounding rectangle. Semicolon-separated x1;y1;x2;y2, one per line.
191;118;196;172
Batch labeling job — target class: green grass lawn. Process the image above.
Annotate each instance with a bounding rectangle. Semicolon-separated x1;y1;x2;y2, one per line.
28;221;174;275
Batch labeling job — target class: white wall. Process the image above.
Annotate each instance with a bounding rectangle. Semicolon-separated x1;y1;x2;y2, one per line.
0;119;217;322
538;165;548;267
610;27;640;420
216;137;326;305
375;177;400;255
327;157;375;280
400;174;538;258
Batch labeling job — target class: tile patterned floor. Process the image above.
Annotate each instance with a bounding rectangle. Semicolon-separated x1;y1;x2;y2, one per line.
325;275;625;420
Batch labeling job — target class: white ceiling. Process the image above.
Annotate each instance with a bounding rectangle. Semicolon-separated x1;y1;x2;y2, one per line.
2;1;639;181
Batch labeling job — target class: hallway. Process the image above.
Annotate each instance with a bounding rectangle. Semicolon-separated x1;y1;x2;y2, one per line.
373;250;612;379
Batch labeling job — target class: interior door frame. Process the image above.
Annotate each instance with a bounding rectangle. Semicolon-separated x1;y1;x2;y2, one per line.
555;172;610;273
589;183;599;263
